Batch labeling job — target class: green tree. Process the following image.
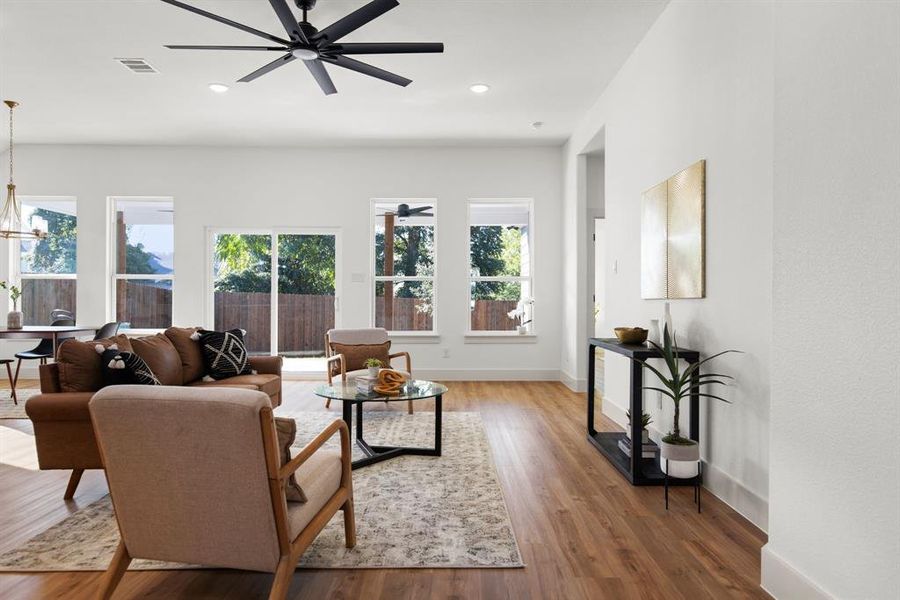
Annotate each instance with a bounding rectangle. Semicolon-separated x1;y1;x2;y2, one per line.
375;224;434;299
470;225;525;301
23;209;76;273
213;234;335;295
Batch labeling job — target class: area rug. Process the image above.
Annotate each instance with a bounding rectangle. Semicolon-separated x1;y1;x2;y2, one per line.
0;411;524;571
0;389;38;419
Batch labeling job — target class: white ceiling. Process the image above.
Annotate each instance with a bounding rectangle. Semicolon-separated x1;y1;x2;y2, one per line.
0;0;666;147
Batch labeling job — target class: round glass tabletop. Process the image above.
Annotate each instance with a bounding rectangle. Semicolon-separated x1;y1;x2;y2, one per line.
314;380;448;402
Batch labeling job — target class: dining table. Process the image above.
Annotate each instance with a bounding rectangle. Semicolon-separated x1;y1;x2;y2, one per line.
0;325;100;357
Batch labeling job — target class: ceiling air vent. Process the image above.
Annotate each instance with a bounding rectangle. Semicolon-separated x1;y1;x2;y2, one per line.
114;58;159;74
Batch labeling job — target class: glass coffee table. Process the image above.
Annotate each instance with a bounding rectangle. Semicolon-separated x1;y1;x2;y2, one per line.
314;380;448;469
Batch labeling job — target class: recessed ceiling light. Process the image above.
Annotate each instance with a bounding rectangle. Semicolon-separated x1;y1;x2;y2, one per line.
469;83;490;94
208;83;229;93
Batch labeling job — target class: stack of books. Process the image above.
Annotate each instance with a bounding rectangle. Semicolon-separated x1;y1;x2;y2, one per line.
618;436;657;459
355;375;377;395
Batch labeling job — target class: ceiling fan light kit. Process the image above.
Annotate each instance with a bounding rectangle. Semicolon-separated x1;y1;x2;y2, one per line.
160;0;444;95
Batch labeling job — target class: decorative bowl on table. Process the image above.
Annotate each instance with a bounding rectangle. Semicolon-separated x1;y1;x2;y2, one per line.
614;327;649;344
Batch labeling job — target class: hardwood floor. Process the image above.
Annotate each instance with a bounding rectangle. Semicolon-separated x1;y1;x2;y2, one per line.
0;380;768;599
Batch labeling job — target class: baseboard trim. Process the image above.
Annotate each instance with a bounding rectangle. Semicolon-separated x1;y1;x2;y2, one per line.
761;545;834;600
603;395;768;531
559;370;586;392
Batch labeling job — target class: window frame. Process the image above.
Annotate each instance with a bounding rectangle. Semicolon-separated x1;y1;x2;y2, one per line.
204;226;343;357
369;198;438;335
108;196;175;333
12;196;78;319
466;198;535;335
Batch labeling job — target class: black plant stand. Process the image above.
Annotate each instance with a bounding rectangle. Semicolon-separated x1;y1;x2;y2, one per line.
587;338;701;487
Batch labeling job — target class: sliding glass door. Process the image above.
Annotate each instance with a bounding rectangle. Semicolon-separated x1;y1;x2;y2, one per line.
211;230;339;371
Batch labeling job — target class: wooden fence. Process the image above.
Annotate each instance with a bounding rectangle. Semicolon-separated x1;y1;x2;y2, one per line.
19;281;519;349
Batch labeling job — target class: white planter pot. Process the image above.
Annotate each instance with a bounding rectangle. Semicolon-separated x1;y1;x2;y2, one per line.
367;367;379;378
516;325;528;335
625;429;651;444
7;311;23;330
659;439;700;478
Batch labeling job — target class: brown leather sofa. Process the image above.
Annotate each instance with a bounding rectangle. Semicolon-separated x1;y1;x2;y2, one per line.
25;326;283;500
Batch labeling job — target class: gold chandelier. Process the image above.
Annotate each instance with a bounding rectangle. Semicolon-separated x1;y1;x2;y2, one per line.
1;100;48;240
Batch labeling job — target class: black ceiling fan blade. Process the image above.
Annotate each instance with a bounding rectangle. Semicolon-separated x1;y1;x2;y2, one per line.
165;45;287;51
238;53;296;83
267;0;308;44
327;42;444;55
405;205;434;214
320;55;411;87
313;0;399;44
304;60;338;95
160;0;290;45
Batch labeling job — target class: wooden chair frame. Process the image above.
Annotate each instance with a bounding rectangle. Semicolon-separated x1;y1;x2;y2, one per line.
324;332;414;414
95;410;355;600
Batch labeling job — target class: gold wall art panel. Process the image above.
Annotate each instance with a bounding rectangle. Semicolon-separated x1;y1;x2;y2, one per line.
640;159;706;299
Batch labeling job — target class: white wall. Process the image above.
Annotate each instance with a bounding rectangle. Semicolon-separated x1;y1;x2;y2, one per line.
0;145;563;380
763;2;900;599
562;0;773;529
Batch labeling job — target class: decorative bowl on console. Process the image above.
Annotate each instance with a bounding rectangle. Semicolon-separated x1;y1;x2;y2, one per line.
614;327;648;344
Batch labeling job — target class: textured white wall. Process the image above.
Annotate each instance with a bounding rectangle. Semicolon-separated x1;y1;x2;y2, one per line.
0;145;563;379
764;1;900;598
562;0;774;529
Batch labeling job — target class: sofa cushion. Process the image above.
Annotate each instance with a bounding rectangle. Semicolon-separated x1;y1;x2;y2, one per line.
164;326;205;384
328;341;391;377
274;417;307;503
188;374;280;398
101;349;161;386
286;449;342;538
198;329;253;380
56;335;133;393
130;333;183;386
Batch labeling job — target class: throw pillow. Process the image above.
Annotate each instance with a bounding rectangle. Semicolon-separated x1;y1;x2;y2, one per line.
274;417;307;503
129;333;183;386
329;341;391;377
163;326;205;384
198;329;253;380
56;335;134;393
99;346;161;386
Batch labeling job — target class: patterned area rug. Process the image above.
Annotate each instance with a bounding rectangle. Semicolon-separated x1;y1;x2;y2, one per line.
0;389;38;419
0;411;523;571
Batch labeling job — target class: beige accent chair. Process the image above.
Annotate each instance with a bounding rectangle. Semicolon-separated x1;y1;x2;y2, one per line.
89;386;354;600
324;327;413;414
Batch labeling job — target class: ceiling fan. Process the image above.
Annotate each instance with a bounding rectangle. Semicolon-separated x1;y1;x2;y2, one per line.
378;203;434;219
160;0;444;95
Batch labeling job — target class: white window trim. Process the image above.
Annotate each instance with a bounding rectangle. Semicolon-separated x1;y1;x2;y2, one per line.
12;196;78;315
369;198;438;334
204;227;343;356
108;196;174;334
466;198;535;335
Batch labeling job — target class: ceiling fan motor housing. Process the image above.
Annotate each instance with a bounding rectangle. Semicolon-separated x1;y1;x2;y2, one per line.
295;0;318;11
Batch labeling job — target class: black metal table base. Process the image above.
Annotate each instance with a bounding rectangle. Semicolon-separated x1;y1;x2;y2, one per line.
342;395;442;469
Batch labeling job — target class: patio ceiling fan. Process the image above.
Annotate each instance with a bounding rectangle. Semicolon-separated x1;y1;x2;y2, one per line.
377;203;434;220
160;0;444;95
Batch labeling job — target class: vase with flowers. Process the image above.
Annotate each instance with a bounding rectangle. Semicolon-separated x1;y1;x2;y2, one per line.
0;281;23;329
507;298;534;334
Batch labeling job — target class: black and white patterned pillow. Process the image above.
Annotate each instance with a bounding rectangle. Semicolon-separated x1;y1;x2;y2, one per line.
197;329;253;380
99;346;161;386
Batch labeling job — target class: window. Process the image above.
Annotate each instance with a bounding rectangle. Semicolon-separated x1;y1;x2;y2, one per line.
372;200;436;332
16;197;77;325
468;200;533;332
110;198;174;330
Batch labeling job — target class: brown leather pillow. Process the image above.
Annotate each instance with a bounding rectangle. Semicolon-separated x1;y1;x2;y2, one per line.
274;417;307;503
130;333;183;386
56;335;133;393
164;326;204;384
329;341;391;377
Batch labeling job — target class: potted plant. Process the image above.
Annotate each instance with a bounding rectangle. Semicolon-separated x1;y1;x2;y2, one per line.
637;325;738;476
625;410;652;444
364;358;382;378
507;298;534;334
0;281;23;329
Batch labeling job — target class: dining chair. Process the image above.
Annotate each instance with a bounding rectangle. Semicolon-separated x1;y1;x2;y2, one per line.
11;317;75;393
50;309;75;322
94;322;121;340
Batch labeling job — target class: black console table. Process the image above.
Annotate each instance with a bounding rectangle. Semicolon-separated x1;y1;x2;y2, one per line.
588;338;700;486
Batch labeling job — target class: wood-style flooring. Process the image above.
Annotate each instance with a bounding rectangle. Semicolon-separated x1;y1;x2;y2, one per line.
0;380;768;599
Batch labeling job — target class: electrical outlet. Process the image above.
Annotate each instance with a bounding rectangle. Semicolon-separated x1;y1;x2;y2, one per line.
613;259;619;274
441;348;450;359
